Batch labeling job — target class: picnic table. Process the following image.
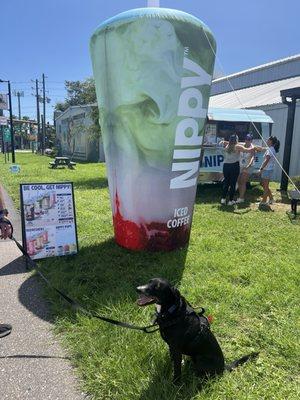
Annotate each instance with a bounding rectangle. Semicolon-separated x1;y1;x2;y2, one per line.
49;157;76;169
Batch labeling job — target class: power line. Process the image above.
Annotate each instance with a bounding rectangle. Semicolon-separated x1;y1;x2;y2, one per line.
202;29;300;195
11;80;66;84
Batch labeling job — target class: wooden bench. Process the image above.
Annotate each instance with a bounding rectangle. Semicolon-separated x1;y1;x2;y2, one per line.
49;161;56;169
68;161;77;169
49;157;76;169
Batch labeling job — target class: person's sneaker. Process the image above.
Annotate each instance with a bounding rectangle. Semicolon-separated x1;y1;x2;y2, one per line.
258;202;268;208
236;198;245;204
220;198;226;205
0;324;12;338
227;200;236;206
268;199;275;205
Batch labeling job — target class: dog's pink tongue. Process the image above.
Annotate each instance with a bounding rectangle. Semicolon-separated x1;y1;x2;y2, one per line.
137;294;152;306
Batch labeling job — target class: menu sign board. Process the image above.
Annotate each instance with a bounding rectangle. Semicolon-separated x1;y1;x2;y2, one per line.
203;123;217;145
20;182;78;260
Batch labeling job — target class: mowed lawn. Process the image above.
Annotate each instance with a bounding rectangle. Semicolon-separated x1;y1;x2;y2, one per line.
1;152;299;400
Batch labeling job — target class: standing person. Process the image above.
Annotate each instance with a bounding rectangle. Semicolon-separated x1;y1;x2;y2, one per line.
0;208;13;338
237;134;255;203
220;135;254;206
258;136;280;206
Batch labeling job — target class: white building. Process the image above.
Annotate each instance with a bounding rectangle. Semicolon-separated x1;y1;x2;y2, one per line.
55;104;105;162
209;54;300;182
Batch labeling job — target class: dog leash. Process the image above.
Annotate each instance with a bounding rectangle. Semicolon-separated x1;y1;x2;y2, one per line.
12;236;159;333
1;216;159;334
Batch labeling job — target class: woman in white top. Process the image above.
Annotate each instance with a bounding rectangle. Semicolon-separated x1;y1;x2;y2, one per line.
220;134;256;205
237;134;255;203
259;136;280;205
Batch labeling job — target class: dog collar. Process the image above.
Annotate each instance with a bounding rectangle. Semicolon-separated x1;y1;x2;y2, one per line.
167;304;177;314
155;303;178;320
156;300;181;319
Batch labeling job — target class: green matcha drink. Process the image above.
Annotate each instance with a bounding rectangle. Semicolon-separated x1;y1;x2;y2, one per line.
90;8;216;251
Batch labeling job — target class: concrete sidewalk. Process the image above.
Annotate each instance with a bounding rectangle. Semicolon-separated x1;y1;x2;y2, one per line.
0;185;87;400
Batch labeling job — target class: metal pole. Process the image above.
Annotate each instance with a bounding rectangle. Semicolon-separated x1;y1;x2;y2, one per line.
42;73;46;155
280;98;296;191
0;125;3;154
35;79;41;151
0;109;4;153
147;0;160;6
17;92;23;149
8;81;15;163
17;92;21;120
41;114;44;151
29;122;34;153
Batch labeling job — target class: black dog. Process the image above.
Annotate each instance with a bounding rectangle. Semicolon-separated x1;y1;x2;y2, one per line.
137;278;258;383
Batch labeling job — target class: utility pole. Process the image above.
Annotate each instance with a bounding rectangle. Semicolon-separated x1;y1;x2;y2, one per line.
42;73;46;155
13;90;24;148
41;114;44;149
13;91;23;120
280;87;300;191
35;79;41;152
0;79;15;162
8;81;15;163
0;109;4;154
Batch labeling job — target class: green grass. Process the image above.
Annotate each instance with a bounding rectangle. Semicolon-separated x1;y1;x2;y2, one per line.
1;152;299;400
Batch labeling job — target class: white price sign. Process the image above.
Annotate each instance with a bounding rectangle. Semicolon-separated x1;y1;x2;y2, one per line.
20;182;78;260
0;93;8;110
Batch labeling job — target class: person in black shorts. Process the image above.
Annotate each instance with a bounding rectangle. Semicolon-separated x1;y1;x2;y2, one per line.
220;135;255;205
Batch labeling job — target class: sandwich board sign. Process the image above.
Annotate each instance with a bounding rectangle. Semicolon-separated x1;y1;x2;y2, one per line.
10;165;21;173
20;182;78;260
0;93;8;110
0;116;7;125
3;127;11;142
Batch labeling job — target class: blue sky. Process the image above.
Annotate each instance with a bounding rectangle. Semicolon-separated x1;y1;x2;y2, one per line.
1;0;299;122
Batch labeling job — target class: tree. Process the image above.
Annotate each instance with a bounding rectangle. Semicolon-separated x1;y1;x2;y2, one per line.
64;78;97;106
55;102;68;112
54;77;100;138
45;123;56;148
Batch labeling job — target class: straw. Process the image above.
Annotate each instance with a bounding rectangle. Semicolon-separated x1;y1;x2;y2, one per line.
147;0;160;7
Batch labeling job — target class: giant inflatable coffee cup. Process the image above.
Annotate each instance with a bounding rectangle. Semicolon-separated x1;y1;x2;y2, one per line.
90;8;216;251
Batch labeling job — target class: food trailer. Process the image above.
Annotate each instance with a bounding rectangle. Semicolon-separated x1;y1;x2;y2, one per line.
199;107;274;182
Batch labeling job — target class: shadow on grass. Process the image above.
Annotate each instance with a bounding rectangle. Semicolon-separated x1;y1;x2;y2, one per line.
286;211;300;224
16;238;222;400
218;204;253;214
18;237;188;323
277;190;292;205
74;177;108;190
195;182;264;205
258;204;274;212
17;238;191;396
139;354;215;400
